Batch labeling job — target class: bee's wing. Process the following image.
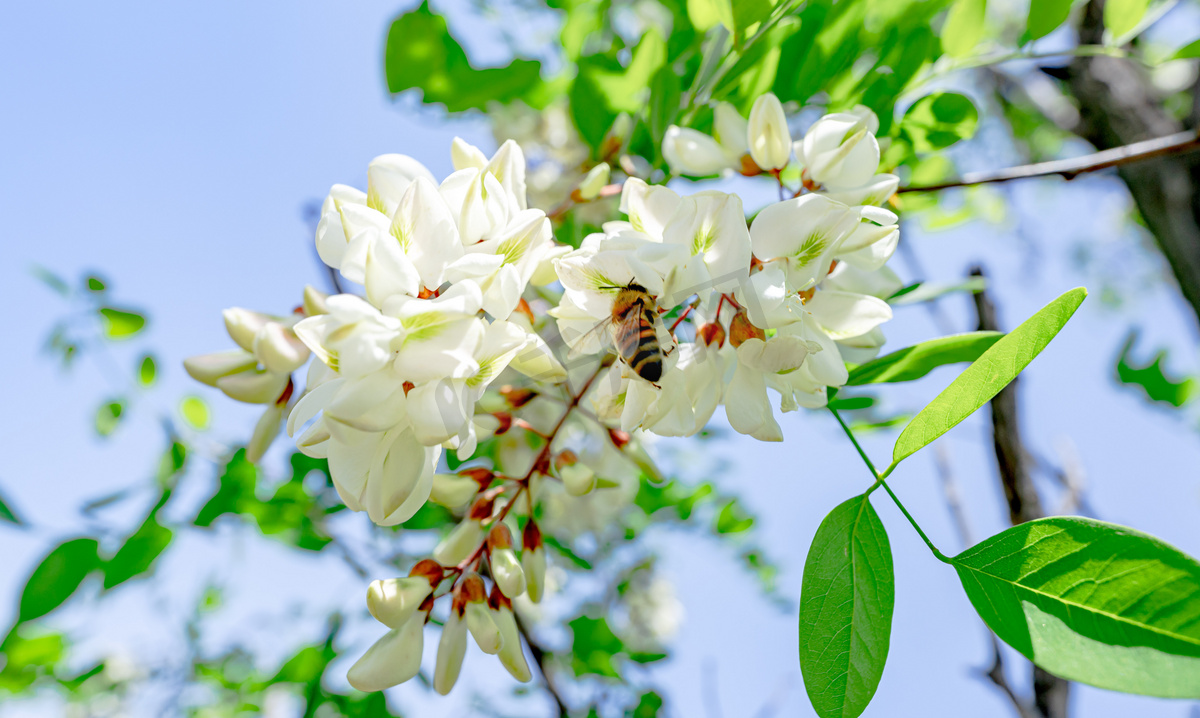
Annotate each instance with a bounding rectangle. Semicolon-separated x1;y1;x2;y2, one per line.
566;315;616;360
614;300;646;361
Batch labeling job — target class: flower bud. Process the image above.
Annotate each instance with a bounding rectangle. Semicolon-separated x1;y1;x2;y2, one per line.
662;126;731;177
602;113;634;157
488;525;526;598
433;607;467;695
713;101;749;158
430;473;479;509
460;574;502;655
728;310;766;348
367;576;434;629
222;308;271;353
245;403;284;463
698;321;726;348
578;163;611;200
747;93;792;171
183;350;257;387
347;609;426;692
561;463;596;497
499;385;537;408
797;112;880;190
451;137;488;171
521;521;546;603
216;368;290;405
489;589;531;682
253;322;310;374
302;285;328;316
433;519;486;567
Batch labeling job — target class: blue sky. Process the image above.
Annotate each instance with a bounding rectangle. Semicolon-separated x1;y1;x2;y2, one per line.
3;1;1200;717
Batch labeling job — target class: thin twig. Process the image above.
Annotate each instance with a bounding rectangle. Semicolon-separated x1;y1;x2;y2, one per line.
515;611;570;718
900;128;1200;193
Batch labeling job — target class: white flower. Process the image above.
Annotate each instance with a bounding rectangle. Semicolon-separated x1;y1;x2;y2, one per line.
578;162;612;200
713;101;750;163
663;125;733;177
837;206;900;272
659;190;753;304
491;602;532;682
748;93;792;171
367;577;434;629
724;334;814;441
750;194;861;291
347;609;426;692
185;307;309;407
443;209;554;319
797;110;881;191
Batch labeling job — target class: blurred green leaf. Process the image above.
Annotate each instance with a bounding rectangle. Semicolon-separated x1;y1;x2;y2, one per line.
847;332;1003;385
18;538;100;622
0;488;23;526
941;0;986;58
94;399;125;438
893;288;1086;465
716;499;754;533
180;395;210;430
570;615;624;677
900;92;979;152
195;450;257;527
384;1;543;112
31;266;70;296
1115;331;1196;408
953;517;1200;697
1104;0;1149;39
827;395;876;411
103;499;173;589
138;354;157;386
85;275;106;292
402;501;454;530
800;494;893;718
628;690;665;717
572;30;667;150
888;278;986;305
1170;37;1200;60
635;476;714;520
98;307;145;339
687;0;734;32
1027;0;1074;41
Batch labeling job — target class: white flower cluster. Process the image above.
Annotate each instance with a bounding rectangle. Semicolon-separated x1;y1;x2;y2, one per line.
184;91;904;698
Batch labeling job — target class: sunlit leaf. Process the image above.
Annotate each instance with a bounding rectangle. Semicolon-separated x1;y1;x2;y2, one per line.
1170;37;1200;60
900;92;979;152
94;399;125;438
18;538;100;622
180;395;210;430
892;288;1085;465
847;332;1003;385
1027;0;1074;40
941;0;986;58
800;494;894;718
138;354;157;386
1104;0;1149;39
953;517;1200;697
98;307;145;339
1115;331;1195;408
687;0;733;33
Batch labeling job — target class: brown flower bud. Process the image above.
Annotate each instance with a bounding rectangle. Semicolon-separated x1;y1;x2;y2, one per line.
698;321;726;348
739;153;764;177
488;582;513;610
459;467;495;488
469;496;496;521
607;428;631;449
554;449;578;470
460;573;487;604
729;310;766;348
522;520;543;551
499;385;537;408
409;559;445;587
493;412;513;435
487;524;514;552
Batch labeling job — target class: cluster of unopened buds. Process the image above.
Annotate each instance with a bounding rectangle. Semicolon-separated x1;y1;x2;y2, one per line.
185;91;903;693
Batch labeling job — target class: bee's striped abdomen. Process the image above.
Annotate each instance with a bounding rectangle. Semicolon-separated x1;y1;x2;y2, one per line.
626;309;662;383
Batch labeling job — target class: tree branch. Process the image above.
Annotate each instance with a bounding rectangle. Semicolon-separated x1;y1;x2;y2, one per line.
971;266;1071;718
899;128;1200;193
515;611;570;718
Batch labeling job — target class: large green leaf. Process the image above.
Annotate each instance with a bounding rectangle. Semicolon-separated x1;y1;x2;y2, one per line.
952;517;1200;698
892;287;1086;465
799;495;894;718
899;92;979;152
940;0;986;58
18;539;100;622
384;2;543;112
1026;0;1074;40
846;332;1002;386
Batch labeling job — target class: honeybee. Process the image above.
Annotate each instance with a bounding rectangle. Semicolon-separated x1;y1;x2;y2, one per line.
571;282;665;384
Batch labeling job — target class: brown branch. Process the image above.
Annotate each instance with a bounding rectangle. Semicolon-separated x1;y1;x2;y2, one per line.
971;266;1070;718
899;128;1200;193
515;611;570;718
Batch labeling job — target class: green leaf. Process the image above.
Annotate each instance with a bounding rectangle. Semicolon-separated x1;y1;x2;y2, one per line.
892;287;1086;465
952;517;1200;697
1027;0;1074;40
847;332;1003;386
733;0;776;38
384;2;544;112
18;539;100;622
1170;38;1200;61
98;307;145;339
0;489;22;526
103;514;173;589
888;277;986;305
941;0;986;58
94;399;125;437
715;499;754;533
85;275;106;292
687;0;734;32
138;354;157;386
180;395;210;430
628;690;665;718
1104;0;1149;39
1115;331;1195;408
570;615;624;677
900;92;979;152
799;495;894;718
827;395;876;411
